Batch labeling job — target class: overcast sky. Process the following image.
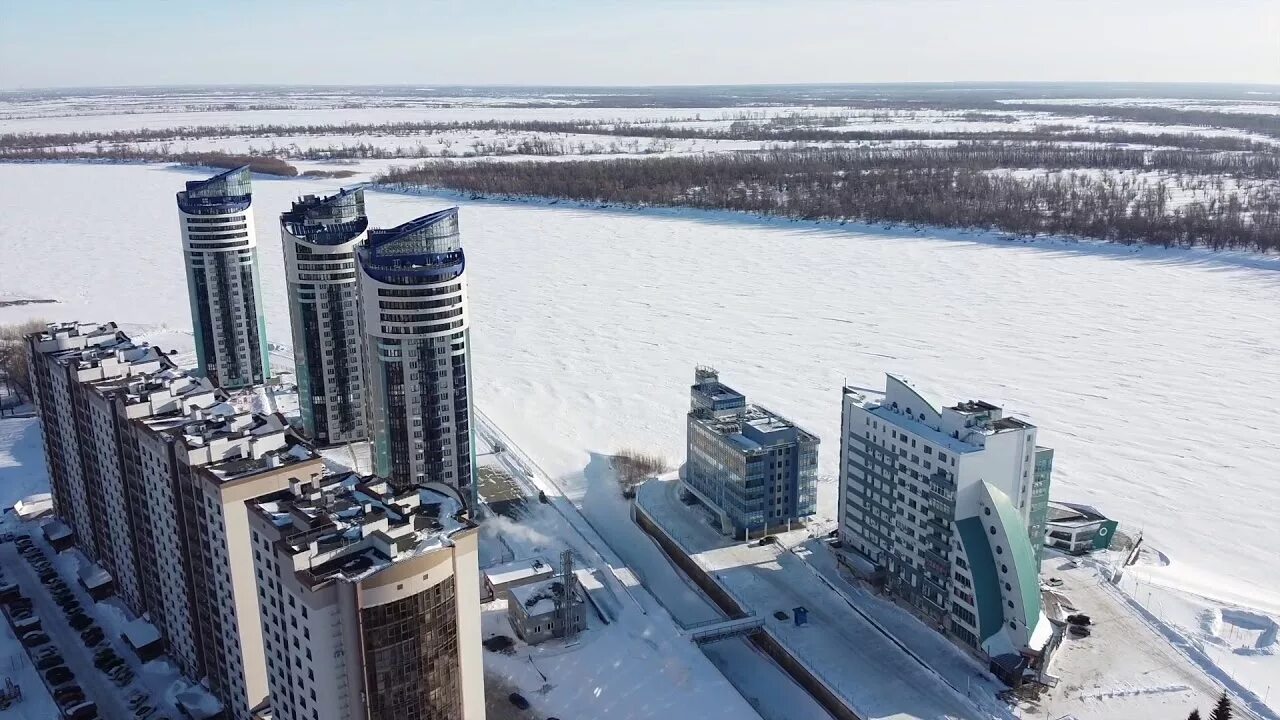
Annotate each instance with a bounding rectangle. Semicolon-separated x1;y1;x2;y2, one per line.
2;0;1276;89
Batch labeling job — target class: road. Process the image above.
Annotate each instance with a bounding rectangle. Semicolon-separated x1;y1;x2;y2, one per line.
475;407;834;720
0;542;135;720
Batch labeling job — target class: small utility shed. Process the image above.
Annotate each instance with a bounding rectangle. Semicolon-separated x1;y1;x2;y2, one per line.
77;562;114;601
123;617;164;662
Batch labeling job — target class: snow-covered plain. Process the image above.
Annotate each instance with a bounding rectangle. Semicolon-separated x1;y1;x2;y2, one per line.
1;160;1279;712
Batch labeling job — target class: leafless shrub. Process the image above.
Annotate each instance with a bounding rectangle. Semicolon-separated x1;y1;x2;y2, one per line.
0;319;48;401
613;449;670;491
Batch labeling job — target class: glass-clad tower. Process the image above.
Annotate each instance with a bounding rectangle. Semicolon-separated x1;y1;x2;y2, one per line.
281;188;369;445
357;208;474;502
176;166;270;389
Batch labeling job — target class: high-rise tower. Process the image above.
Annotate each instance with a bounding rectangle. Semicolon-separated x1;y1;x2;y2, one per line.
357;208;474;500
281;188;369;445
177;166;270;389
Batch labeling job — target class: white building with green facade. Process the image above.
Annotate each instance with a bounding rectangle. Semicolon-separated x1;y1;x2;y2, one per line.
838;374;1053;662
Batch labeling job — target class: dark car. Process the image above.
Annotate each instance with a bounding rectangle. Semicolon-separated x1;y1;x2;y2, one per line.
81;626;104;646
508;692;530;710
68;613;92;631
20;631;49;647
45;665;73;685
54;686;85;706
36;652;63;670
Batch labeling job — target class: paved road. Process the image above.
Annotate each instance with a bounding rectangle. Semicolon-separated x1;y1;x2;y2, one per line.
0;542;135;720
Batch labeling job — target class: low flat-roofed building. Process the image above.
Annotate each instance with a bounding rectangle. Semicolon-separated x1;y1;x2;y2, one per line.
507;577;587;645
1045;502;1118;554
482;556;555;600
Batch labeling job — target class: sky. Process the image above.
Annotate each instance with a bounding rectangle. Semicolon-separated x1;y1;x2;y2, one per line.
1;0;1277;89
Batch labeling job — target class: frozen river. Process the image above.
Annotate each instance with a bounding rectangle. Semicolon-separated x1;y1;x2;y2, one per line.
1;161;1277;626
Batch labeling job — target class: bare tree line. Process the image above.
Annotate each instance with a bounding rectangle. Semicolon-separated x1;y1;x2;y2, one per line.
2;149;298;176
376;149;1280;252
4;118;1275;154
6;138;1278;180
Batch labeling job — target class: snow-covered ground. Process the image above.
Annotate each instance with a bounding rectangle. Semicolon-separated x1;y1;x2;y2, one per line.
1037;552;1276;720
473;412;827;720
1;161;1278;714
0;414;47;511
635;477;995;720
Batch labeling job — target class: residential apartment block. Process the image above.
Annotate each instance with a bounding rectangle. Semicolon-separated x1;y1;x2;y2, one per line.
684;367;819;538
26;321;326;719
247;473;484;720
177;166;271;389
838;374;1053;662
357;208;475;501
280;188;370;445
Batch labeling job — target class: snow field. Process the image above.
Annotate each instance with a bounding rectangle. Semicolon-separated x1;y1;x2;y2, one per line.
0;161;1278;712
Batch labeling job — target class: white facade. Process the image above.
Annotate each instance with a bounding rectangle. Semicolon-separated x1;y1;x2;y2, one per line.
26;322;327;720
839;374;1052;658
358;208;475;500
177;166;270;389
280;189;369;445
248;476;485;720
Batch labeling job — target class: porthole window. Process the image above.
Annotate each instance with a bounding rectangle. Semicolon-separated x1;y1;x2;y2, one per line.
996;546;1003;555
1005;582;1012;592
1001;564;1008;574
989;527;997;535
1008;600;1015;609
983;507;991;516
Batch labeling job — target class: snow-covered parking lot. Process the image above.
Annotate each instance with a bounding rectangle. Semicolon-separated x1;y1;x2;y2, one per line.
0;519;221;720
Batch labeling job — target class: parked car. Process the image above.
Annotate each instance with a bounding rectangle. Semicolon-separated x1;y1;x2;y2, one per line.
35;653;63;671
54;686;85;706
81;626;104;646
13;614;41;634
0;582;20;600
20;631;49;647
45;665;73;685
65;700;98;720
68;613;92;631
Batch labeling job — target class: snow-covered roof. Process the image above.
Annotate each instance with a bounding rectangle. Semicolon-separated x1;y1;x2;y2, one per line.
250;472;475;588
484;557;554;588
509;577;583;619
77;563;112;588
13;492;53;519
122;618;161;648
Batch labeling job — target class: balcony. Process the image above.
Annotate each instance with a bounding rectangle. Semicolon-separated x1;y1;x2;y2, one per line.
921;548;950;575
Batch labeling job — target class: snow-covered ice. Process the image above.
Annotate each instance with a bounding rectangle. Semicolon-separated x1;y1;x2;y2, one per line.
1;161;1278;712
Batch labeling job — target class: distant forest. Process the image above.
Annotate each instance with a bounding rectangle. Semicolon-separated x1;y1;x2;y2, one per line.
377;149;1280;252
3;117;1276;153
